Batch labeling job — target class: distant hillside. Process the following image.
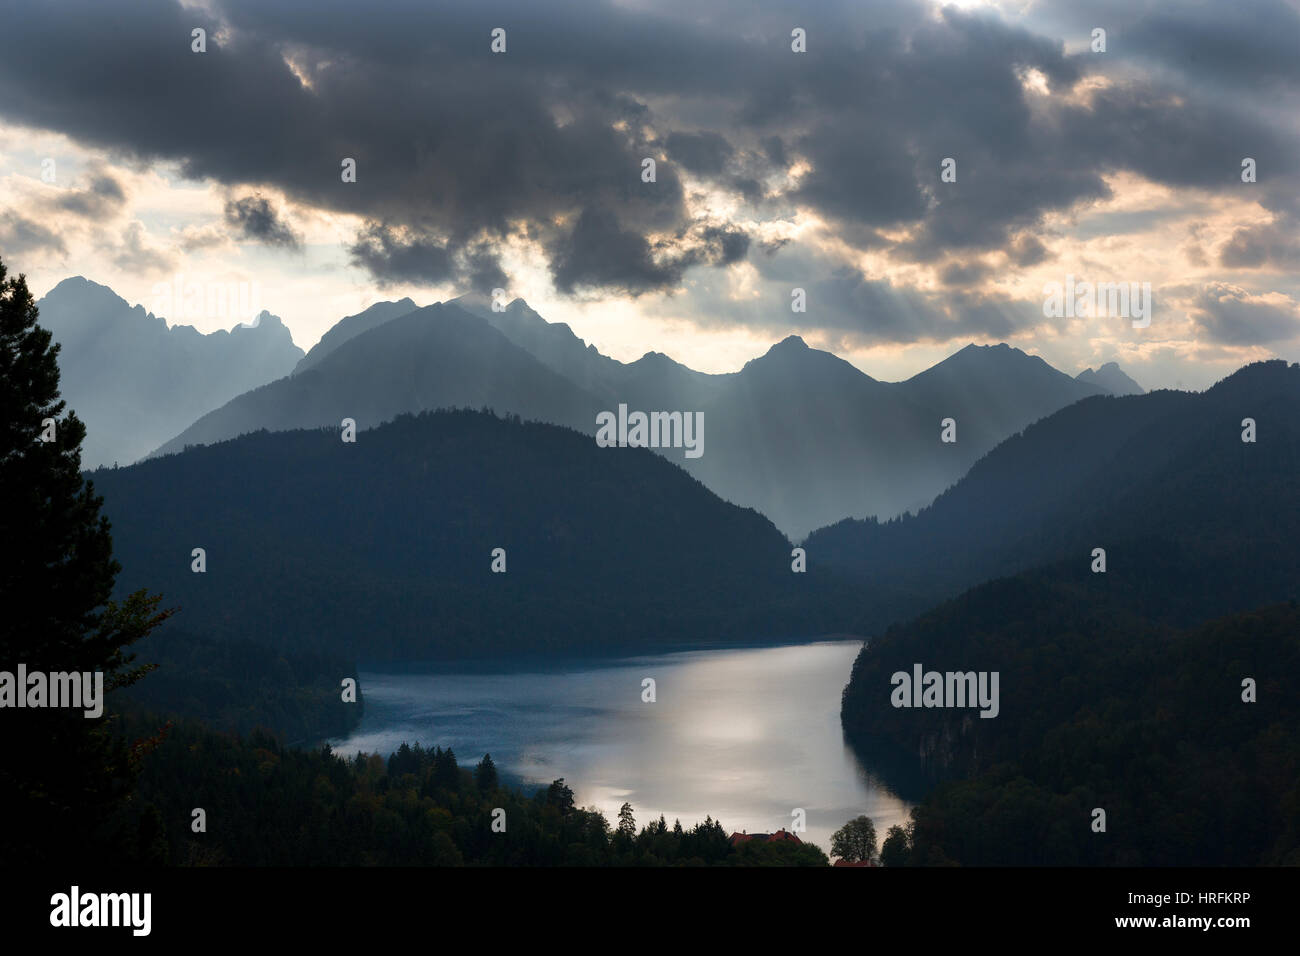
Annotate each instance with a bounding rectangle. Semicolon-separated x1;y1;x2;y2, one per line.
36;277;302;467
457;294;735;410
902;342;1105;441
293;297;416;373
151;302;605;457
841;567;1300;864
153;287;1106;538
97;409;876;661
687;339;1104;538
834;360;1300;864
807;360;1299;622
118;627;362;744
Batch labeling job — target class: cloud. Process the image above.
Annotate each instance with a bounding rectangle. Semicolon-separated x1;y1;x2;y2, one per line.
1122;0;1300;95
0;0;1296;360
665;131;735;176
461;242;509;295
548;207;685;296
810;269;1045;345
0;209;67;256
1218;217;1300;270
939;260;994;287
224;194;301;248
348;222;454;287
1008;234;1050;267
54;167;126;219
111;220;176;275
175;221;235;253
1190;282;1300;345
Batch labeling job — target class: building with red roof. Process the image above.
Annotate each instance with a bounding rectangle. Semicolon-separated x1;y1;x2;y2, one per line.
728;828;803;846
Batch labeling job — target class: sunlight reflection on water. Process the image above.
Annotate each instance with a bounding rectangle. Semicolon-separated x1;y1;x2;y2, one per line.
329;640;911;853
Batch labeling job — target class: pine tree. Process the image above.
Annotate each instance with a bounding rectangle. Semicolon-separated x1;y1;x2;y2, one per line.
616;801;636;839
432;746;459;790
546;778;575;815
474;753;499;792
0;258;170;862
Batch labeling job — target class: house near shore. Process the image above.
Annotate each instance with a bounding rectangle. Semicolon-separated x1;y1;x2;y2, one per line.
728;828;802;846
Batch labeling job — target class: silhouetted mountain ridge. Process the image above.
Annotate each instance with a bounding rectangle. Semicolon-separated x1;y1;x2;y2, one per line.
1077;361;1144;395
293;297;417;373
36;276;303;467
57;276;1140;537
152;302;605;457
810;358;1299;633
97;409;875;661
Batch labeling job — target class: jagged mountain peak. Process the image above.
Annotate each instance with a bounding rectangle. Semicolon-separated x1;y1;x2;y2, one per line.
1076;361;1145;396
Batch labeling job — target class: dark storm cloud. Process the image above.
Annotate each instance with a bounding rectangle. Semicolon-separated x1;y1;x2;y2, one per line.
461;243;509;295
698;226;750;266
1121;0;1300;95
348;225;508;292
224;195;301;248
0;0;1296;342
666;131;734;176
348;223;455;286
548;210;752;296
549;208;685;296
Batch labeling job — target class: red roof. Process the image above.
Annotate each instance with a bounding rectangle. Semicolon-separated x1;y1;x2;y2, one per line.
728;828;803;846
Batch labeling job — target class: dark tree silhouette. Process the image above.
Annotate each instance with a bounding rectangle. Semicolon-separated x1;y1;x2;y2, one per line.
616;802;636;839
546;778;575;816
831;815;878;863
880;824;913;867
474;753;499;793
0;257;170;863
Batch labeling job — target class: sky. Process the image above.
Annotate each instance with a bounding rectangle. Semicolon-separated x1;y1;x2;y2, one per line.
1;0;1298;390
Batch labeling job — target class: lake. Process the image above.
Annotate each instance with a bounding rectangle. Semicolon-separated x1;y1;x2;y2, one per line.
328;639;911;854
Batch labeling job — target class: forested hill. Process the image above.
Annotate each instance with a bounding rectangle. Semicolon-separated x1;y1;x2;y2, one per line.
806;359;1300;627
92;409;878;661
835;359;1300;865
842;570;1300;864
841;538;1300;781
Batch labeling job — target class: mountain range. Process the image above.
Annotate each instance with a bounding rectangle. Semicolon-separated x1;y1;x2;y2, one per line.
87;352;1296;673
151;302;604;456
45;281;1136;539
35;277;303;467
808;359;1297;605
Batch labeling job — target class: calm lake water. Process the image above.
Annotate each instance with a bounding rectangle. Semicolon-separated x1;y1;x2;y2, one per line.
328;639;911;853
